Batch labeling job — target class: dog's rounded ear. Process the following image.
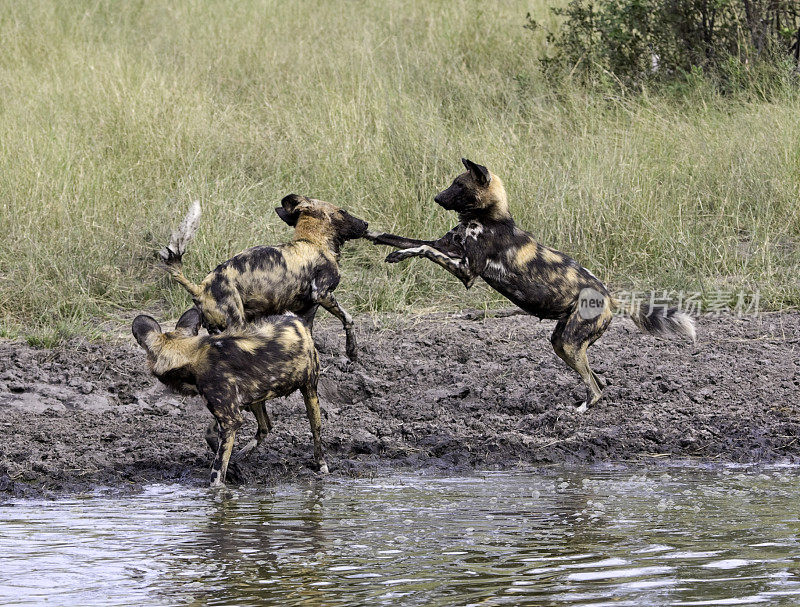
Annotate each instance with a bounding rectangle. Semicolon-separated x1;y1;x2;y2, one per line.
132;315;161;348
277;194;313;226
175;308;202;336
275;206;298;227
461;158;491;186
281;194;312;213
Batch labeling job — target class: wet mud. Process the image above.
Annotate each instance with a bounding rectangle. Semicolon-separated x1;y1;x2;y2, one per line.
1;311;798;497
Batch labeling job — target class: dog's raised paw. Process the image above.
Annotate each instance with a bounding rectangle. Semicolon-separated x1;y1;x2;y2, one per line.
385;251;409;264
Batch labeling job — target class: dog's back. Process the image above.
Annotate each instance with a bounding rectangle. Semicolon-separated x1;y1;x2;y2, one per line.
198;243;339;327
134;311;319;405
201;314;319;403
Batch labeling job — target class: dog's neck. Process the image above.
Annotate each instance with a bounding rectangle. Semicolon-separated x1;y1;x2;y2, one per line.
458;179;513;224
293;216;343;259
458;208;515;226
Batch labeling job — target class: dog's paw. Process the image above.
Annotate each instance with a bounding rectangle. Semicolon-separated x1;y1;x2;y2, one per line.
345;339;358;362
385;251;411;264
334;356;355;372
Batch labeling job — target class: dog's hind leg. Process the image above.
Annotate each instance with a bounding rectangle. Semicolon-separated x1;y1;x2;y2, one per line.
203;277;247;331
550;309;612;413
205;421;220;453
233;401;273;463
592;370;609;390
565;344;602;414
300;383;329;474
254;400;273;435
219;288;247;329
586;312;612;390
315;292;357;361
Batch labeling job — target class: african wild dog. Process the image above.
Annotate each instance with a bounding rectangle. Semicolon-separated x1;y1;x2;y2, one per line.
132;308;328;487
367;158;695;412
159;195;368;360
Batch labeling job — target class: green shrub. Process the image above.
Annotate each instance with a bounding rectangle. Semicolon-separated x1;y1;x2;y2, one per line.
529;0;800;89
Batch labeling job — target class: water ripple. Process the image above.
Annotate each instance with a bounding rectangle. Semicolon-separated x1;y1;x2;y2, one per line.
1;466;800;606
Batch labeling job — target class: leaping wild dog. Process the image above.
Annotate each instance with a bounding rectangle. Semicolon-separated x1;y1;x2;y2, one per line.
159;195;368;360
132;308;328;487
367;158;695;412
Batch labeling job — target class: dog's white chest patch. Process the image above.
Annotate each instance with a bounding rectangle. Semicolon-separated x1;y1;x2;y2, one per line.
465;222;484;240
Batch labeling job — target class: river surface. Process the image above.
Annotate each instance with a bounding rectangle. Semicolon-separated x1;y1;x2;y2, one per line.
2;465;800;606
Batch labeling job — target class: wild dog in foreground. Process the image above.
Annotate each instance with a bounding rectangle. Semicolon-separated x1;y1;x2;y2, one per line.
159;195;368;360
132;308;328;487
367;159;695;412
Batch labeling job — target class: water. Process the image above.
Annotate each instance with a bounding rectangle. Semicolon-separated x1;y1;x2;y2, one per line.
2;466;800;606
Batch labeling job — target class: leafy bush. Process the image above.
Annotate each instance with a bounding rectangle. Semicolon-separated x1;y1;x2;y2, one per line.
529;0;800;88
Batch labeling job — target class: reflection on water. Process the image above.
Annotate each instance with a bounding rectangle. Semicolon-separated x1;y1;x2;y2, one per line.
2;465;800;606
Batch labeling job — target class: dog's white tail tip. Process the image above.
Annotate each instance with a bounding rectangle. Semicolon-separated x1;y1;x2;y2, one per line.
166;200;202;258
674;312;696;343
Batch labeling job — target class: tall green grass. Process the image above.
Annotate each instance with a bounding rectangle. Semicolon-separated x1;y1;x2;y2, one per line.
1;0;798;342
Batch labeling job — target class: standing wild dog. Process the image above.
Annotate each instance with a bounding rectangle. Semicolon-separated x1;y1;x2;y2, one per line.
367;158;695;412
132;308;328;487
159;195;368;360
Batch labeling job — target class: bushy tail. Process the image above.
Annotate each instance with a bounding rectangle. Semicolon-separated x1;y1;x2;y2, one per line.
158;200;203;298
618;300;696;343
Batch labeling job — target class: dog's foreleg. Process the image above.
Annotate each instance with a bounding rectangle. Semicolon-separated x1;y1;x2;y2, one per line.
368;227;465;258
385;246;476;288
315;292;358;361
366;231;438;249
300;383;329;474
208;408;243;488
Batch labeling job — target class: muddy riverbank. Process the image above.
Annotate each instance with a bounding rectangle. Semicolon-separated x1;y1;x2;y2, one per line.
1;311;798;497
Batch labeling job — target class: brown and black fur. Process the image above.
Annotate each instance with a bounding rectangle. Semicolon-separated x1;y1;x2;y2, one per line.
367;158;695;411
160;195;368;360
132;308;328;487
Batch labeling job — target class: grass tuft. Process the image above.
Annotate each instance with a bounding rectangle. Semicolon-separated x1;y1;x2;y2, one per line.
1;0;798;339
